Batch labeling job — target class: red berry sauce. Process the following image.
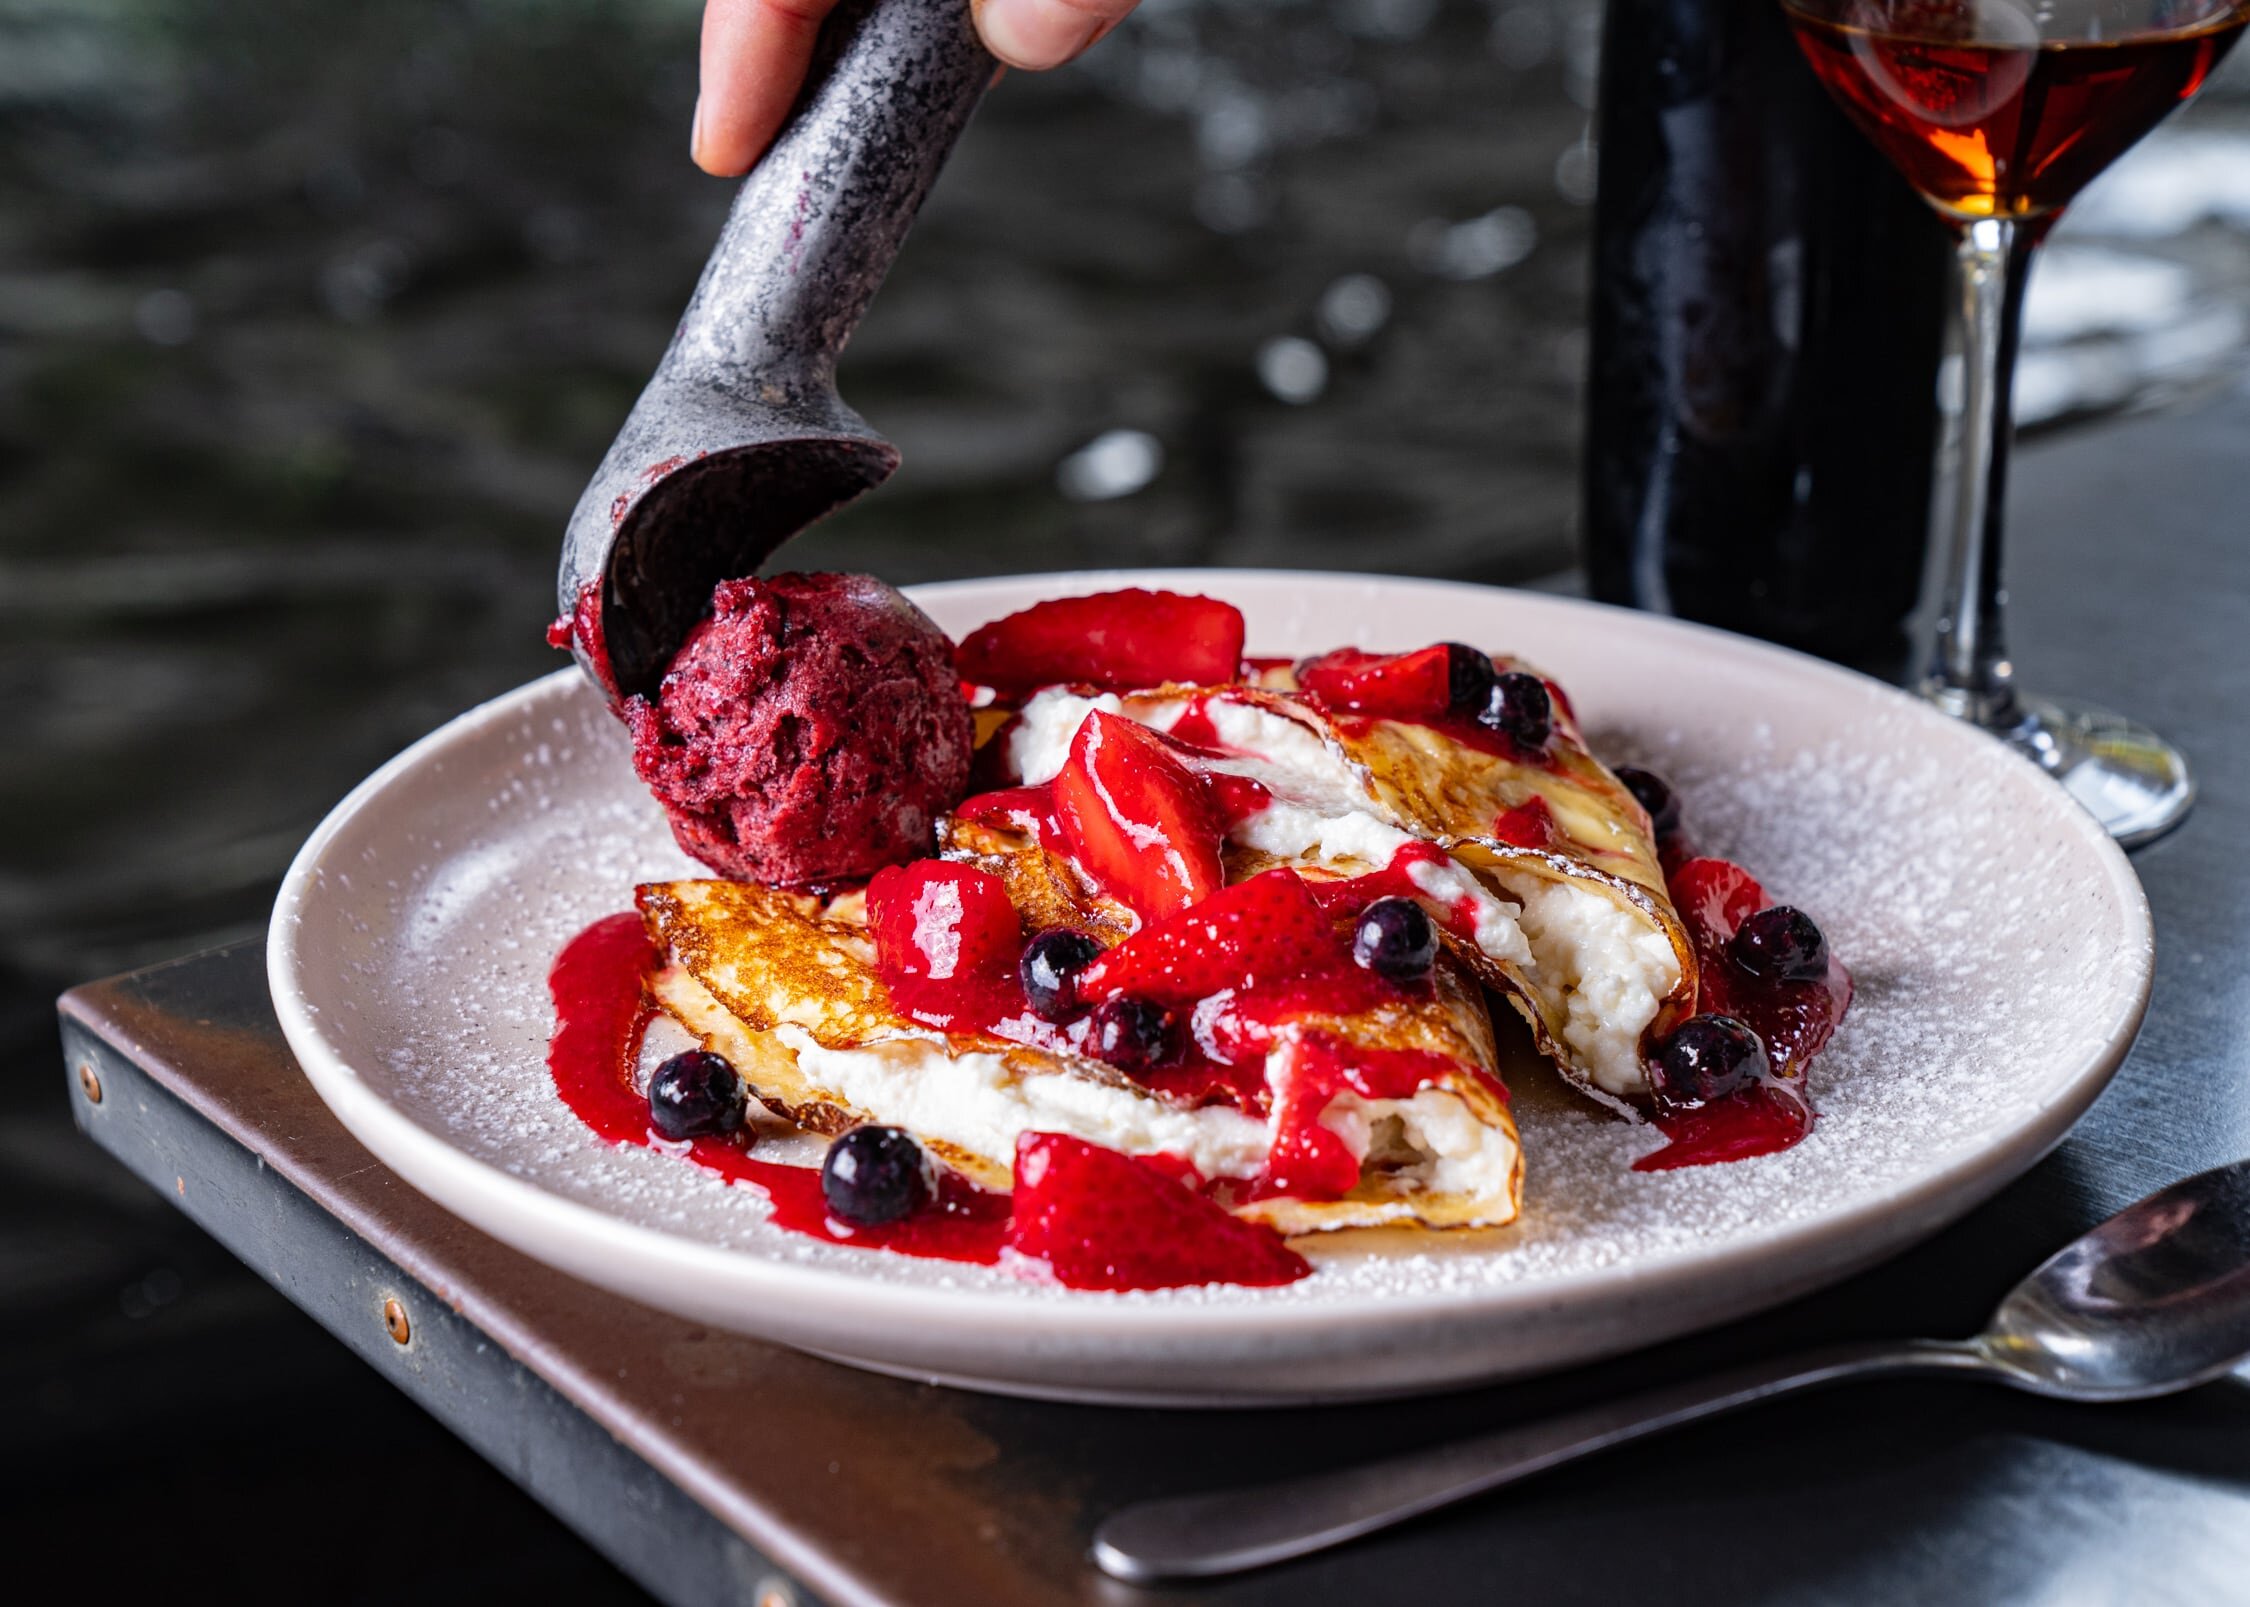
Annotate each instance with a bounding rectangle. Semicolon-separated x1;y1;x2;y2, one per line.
1670;857;1854;1077
1633;856;1852;1172
1491;795;1563;851
1635;1083;1813;1172
546;914;1007;1265
1304;840;1496;951
1255;1034;1485;1200
1164;699;1227;751
545;579;620;701
547;913;1315;1287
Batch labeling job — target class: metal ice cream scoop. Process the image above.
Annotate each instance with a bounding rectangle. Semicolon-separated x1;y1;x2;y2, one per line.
1094;1156;2250;1583
557;0;993;700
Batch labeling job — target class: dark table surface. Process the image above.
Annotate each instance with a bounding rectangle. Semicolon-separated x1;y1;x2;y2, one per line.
54;378;2250;1605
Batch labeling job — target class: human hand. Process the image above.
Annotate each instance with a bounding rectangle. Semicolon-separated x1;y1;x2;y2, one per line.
692;0;1136;177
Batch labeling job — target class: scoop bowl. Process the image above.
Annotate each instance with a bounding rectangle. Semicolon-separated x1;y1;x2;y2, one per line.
556;0;992;700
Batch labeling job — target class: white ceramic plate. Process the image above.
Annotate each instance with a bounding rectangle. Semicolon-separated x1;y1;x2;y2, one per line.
270;571;2152;1405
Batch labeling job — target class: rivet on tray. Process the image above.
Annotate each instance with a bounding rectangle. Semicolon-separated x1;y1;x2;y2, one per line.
381;1296;412;1347
754;1581;798;1607
77;1063;102;1105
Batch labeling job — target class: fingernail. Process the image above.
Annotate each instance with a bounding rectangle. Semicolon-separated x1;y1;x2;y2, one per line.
690;94;707;165
978;0;1104;70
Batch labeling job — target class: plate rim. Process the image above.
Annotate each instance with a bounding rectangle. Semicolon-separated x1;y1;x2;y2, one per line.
268;568;2154;1341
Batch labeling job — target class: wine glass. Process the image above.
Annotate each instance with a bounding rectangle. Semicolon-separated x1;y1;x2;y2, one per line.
1778;0;2246;845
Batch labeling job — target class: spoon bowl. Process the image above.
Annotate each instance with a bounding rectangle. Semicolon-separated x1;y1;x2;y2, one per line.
1980;1159;2250;1400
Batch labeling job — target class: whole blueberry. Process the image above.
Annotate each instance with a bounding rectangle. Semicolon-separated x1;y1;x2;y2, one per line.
821;1125;934;1226
1020;927;1105;1022
1087;996;1179;1072
647;1050;745;1141
1730;906;1830;983
1353;897;1439;983
1442;643;1499;719
1614;766;1683;841
1481;671;1552;750
1652;1015;1769;1110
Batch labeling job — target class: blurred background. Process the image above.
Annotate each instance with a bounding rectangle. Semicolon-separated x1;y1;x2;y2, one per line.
4;0;2248;1595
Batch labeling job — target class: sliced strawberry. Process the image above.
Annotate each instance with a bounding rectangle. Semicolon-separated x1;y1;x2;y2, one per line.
955;589;1246;696
1491;795;1561;851
954;784;1061;844
867;859;1021;983
1076;867;1353;1005
1295;645;1453;719
1052;711;1223;920
1008;1132;1309;1291
866;860;1026;1031
1668;855;1767;942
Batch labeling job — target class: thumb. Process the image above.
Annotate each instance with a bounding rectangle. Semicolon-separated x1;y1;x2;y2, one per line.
973;0;1137;71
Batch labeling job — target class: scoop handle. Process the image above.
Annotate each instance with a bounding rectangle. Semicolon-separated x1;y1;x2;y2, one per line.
676;0;996;387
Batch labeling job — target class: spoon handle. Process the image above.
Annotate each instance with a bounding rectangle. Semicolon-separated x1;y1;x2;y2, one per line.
1092;1337;1991;1583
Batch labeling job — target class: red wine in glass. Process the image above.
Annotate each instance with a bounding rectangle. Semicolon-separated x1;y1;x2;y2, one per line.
1777;0;2247;845
1789;2;2246;222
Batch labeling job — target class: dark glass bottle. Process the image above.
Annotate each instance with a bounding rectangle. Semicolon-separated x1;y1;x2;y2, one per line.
1583;0;1952;668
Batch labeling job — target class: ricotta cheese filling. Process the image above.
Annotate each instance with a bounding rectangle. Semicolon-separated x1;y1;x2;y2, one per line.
770;1024;1515;1209
661;961;1512;1207
1490;869;1678;1099
775;1023;1274;1182
1264;1033;1519;1218
1331;1090;1518;1216
1006;689;1124;785
763;1021;1516;1215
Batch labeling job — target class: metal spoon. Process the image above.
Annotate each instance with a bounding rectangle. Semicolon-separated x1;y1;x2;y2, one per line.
1094;1157;2250;1584
557;0;993;701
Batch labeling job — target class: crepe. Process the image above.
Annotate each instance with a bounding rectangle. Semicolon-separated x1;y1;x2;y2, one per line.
639;871;1524;1237
1003;676;1697;1110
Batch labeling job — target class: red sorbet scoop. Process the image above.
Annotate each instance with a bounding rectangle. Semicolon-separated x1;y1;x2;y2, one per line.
624;572;971;886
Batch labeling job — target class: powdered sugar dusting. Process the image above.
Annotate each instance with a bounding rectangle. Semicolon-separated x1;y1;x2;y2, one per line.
284;579;2148;1330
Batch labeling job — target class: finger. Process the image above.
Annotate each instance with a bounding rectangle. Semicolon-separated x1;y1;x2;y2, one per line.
693;0;847;177
972;0;1139;72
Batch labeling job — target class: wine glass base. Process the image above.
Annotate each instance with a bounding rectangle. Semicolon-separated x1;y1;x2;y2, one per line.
1936;691;2195;849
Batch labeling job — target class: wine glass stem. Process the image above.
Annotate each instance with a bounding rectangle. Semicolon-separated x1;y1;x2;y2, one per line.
1927;216;2036;732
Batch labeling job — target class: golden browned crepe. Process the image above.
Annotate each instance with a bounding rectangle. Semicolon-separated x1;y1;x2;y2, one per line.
639;867;1523;1237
